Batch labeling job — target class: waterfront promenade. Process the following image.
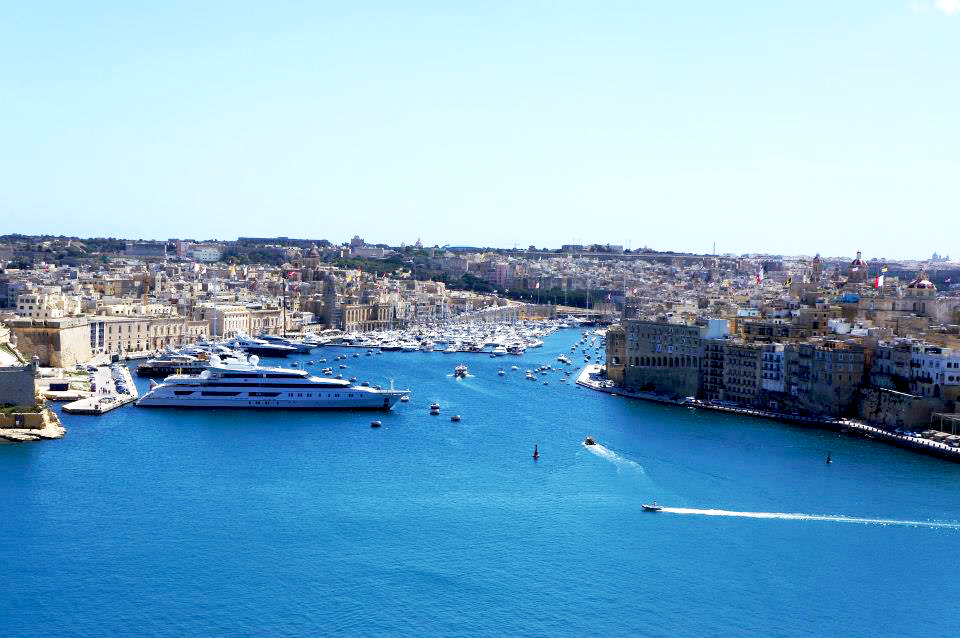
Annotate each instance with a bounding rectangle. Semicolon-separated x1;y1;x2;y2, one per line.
577;365;960;462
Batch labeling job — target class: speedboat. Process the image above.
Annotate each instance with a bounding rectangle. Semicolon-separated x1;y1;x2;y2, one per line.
642;501;663;512
454;364;468;378
583;436;596;446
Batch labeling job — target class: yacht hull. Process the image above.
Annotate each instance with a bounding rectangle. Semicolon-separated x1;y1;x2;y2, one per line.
137;392;405;410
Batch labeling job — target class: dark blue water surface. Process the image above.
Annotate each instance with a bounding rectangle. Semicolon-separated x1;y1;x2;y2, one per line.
2;329;959;637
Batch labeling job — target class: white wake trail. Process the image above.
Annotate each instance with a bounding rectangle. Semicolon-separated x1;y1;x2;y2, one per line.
659;507;959;529
583;443;646;475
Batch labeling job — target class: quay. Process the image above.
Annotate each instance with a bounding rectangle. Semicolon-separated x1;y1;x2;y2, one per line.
62;365;139;415
577;365;960;463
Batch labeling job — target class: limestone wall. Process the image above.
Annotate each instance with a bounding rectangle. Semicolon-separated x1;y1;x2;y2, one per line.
858;387;942;430
0;411;44;429
0;363;37;406
11;319;92;367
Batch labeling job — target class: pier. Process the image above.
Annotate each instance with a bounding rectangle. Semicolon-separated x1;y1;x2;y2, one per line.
62;365;139;415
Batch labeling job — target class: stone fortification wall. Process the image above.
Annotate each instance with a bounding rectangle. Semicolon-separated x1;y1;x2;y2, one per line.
0;363;37;406
11;319;91;367
0;411;45;429
858;387;942;430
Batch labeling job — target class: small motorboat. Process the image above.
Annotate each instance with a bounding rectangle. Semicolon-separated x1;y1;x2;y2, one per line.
826;453;832;464
498;369;505;376
451;415;461;422
533;444;539;461
454;364;468;378
371;420;382;428
583;436;596;446
399;394;409;402
642;500;663;512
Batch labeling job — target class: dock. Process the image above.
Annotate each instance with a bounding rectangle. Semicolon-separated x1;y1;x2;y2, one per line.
62;365;139;415
575;365;689;405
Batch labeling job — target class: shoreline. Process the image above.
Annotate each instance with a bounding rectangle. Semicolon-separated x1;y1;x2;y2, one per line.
576;365;960;463
0;408;66;443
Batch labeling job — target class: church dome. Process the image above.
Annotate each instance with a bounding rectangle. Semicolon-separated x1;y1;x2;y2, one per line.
908;272;936;289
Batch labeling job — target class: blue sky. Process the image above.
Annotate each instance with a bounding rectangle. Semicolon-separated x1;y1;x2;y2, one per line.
1;1;957;258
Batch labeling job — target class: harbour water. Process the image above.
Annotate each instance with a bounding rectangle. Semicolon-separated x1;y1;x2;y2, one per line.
2;329;959;636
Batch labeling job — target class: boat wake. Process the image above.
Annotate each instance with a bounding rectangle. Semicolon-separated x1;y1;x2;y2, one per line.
583;442;646;475
658;507;959;529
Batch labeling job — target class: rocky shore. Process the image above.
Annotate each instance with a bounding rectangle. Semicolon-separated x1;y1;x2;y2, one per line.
0;408;66;443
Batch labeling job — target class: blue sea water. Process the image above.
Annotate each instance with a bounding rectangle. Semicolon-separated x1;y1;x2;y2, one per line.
2;329;959;637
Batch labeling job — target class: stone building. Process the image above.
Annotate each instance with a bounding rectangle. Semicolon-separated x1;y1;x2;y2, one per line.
721;342;763;406
847;251;867;285
700;339;725;401
605;324;626;385
9;317;92;367
619;320;703;397
784;340;865;416
15;286;83;320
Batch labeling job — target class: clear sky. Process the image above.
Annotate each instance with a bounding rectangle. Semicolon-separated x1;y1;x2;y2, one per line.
1;1;957;259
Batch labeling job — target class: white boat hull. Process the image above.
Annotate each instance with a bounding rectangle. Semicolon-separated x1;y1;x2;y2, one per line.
137;389;404;410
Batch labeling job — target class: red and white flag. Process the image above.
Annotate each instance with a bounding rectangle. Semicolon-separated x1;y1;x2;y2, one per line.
756;267;764;285
874;274;884;289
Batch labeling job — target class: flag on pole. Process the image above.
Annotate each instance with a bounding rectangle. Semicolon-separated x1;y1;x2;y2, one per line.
535;281;540;289
881;264;889;273
874;274;884;289
783;276;792;288
756;267;764;285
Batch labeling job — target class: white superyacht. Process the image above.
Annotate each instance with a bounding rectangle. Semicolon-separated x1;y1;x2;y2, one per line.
137;355;408;410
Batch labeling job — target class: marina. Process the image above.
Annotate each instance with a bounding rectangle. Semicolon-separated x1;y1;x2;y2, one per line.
5;326;960;637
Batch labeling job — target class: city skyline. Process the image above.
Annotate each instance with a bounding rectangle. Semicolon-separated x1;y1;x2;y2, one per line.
2;1;958;258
